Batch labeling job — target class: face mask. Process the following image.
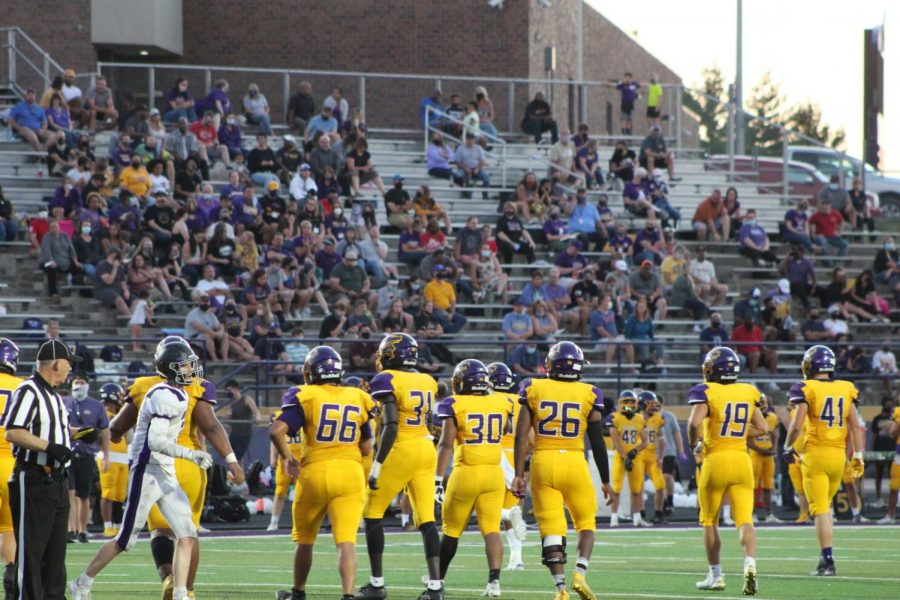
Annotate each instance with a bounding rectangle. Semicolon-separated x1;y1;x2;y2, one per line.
199;303;210;311
394;182;403;189
504;211;514;217
131;161;140;168
226;118;235;125
411;283;421;291
828;183;838;190
744;323;753;330
250;90;258;97
526;347;536;354
481;249;491;257
361;330;371;339
711;321;720;328
577;196;586;204
550;212;560;219
64;184;73;192
809;313;819;320
334;208;343;217
886;243;896;251
749;299;758;306
433;139;442;146
71;382;89;401
745;219;755;226
81;225;92;235
536;310;545;317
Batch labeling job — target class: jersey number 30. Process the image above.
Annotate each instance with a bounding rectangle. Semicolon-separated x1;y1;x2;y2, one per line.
537;401;581;438
316;404;362;443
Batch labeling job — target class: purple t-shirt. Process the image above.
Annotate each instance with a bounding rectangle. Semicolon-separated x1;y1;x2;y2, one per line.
197;88;230;115
785;257;815;284
609;234;633;255
622;182;643;203
616;81;640;104
634;228;660;248
739;223;768;247
399;230;423;255
543;218;567;238
784;208;808;232
554;251;588;271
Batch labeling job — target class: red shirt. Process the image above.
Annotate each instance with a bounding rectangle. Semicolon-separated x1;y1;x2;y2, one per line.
730;323;762;354
189;121;218;145
808;209;843;238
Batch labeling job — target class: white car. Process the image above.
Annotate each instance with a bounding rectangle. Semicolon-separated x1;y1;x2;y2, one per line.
787;146;900;218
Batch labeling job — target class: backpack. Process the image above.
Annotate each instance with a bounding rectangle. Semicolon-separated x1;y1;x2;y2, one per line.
202;495;250;524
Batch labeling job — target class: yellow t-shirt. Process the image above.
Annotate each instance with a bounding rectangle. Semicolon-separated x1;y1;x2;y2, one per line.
368;369;438;443
789;378;858;450
127;376;217;450
520;378;604;453
647;83;663;108
660;256;687;286
118;166;151;197
0;373;25;459
423;279;456;311
436;392;514;466
688;381;762;455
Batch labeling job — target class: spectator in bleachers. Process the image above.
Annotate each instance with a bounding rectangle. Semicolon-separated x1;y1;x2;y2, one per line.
47;135;76;176
603;259;631;314
519;270;545;307
453;135;491;199
514;172;541;223
692;189;729;241
632;218;664;266
241;268;276;320
638;126;679;181
548;128;578;182
836;344;871;380
163;78;197;123
562;267;601;334
872;344;897;396
39;218;81;298
159;239;191;301
569;123;589;149
848;177;875;234
142;191;176;243
474;86;498;139
94;247;132;317
109;134;133;172
630;259;668;319
206;222;237;277
822;306;850;342
731;316;777;381
738;208;778;266
305;105;339;143
45;93;74;147
424;264;467;333
419;89;444;130
660;244;687;288
442;94;465;138
622;168;655;218
590;294;633;370
101;222;128;256
554;240;588;288
275;136;302;185
327;248;373;304
218;114;243;161
382;297;414;333
61;69;84;123
412;186;451;233
462;101;480;140
318;296;349;340
192;263;232;306
626;299;666;373
185;293;229;361
246;132;279;187
191;110;230;168
614;73;639;135
348;325;377;371
670;269;708;323
420;218;449;254
127;253;172;301
288;163;317;202
242;83;272;135
346;137;386;196
874;237;900;304
699;312;729;357
495;201;536;263
779;246;817;309
531;300;558;345
521;91;559;144
818;173;849;210
609;140;636;186
576;139;605;190
844;268;883;322
800;307;831;343
195;79;231;129
509;340;542;377
426;133;453;180
321;88;348;124
309;135;342;182
781;199;817;250
311;236;337;278
78;193;105;234
146;107;168;147
119;153;151;200
645;169;681;228
814;267;850;316
287;81;316;133
472;241;508;304
541;268;570;319
49;176;82;219
415;300;454;364
0;186;18;242
542;205;573;253
723;187;743;236
166;117;206;180
124;104;151;145
82;76;118;132
453;215;482;280
9;88;60;152
608;223;634;261
67;156;92;189
808;199;848;258
565;188;605;251
503;299;534;341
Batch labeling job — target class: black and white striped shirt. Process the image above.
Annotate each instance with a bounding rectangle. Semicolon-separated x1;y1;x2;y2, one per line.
3;373;71;469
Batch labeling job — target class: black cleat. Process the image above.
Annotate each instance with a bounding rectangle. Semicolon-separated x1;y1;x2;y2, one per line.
355;583;387;599
77;532;89;544
811;559;836;576
275;589;305;600
417;587;443;600
67;531;77;544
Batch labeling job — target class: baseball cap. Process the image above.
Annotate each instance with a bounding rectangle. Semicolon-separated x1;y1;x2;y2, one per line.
323;238;335;246
651;168;663;178
283;134;296;144
751;288;761;298
615;260;628;272
149;107;160;116
778;278;790;294
37;339;72;364
393;174;405;181
344;249;359;260
640;259;653;269
569;239;583;249
300;163;311;170
266;180;279;191
433;264;446;273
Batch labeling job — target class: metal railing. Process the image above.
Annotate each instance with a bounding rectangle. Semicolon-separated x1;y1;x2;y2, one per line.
423;104;509;188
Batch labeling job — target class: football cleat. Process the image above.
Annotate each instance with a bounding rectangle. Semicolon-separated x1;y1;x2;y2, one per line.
416;587;444;600
571;572;596;600
764;514;783;524
742;564;758;595
696;574;726;590
161;574;174;600
795;512;810;524
553;590;570;600
187;593;196;600
354;584;387;599
482;580;501;597
266;522;279;531
275;589;305;600
505;561;524;570
723;515;735;526
851;514;869;523
876;515;895;525
508;505;527;541
68;578;92;600
811;558;836;576
102;527;118;537
609;514;619;528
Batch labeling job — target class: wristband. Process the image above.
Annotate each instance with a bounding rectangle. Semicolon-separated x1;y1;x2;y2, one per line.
225;452;237;464
369;461;382;479
434;475;443;485
852;452;863;461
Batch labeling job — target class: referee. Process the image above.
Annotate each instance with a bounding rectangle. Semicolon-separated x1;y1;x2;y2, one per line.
4;339;74;600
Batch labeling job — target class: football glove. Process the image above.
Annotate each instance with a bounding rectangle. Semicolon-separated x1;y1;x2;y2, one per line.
46;442;73;464
435;476;445;505
624;457;634;472
782;447;798;465
73;427;99;444
626;448;638;460
188;450;214;470
849;453;865;480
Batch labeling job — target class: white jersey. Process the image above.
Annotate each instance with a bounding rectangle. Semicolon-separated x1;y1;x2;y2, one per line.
130;382;188;469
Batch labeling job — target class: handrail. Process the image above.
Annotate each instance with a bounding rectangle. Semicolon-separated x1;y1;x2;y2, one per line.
424;104;509;188
0;28;64;74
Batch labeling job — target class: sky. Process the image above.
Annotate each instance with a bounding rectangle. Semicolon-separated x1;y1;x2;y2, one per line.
589;0;897;173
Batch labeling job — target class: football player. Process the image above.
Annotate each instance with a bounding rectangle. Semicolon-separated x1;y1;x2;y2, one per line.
488;361;528;570
512;341;613;600
746;394;781;523
434;359;514;598
271;346;376;600
638;390;667;523
0;339;22;598
786;397;811;524
688;346;768;595
840;408;868;523
878;405;900;524
356;333;441;600
70;338;214;600
267;408;303;531
97;382;129;537
109;336;245;600
784;345;864;576
609;390;650;528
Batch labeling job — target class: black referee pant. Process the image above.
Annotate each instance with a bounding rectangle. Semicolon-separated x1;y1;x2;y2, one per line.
9;465;70;600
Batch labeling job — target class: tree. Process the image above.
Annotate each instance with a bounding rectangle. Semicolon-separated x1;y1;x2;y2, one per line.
743;72;785;156
683;65;728;155
786;101;846;150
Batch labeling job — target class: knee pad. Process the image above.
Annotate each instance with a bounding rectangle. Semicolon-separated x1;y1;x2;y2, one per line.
541;535;567;566
150;535;175;569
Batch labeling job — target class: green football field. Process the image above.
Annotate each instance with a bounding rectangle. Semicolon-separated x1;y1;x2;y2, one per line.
64;526;900;599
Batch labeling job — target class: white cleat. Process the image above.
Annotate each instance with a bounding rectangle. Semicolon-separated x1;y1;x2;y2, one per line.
482;580;501;597
508;505;527;541
743;564;758;595
764;514;783;524
266;522;279;531
696;574;726;591
609;514;619;528
505;561;525;570
877;515;895;525
637;518;654;528
723;515;736;526
68;579;92;600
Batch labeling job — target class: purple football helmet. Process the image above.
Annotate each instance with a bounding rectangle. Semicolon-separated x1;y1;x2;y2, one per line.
0;338;20;374
486;362;515;392
376;333;419;370
801;345;836;379
545;341;585;381
99;382;125;406
702;346;741;383
637;389;659;412
303;346;344;384
452;359;490;395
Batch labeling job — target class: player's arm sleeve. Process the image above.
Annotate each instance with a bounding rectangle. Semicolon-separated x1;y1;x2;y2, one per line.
686;384;709;405
275;387;305;438
587;415;610;484
373;390;399;465
145;391;193;459
787;382;808;404
435;396;456;423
